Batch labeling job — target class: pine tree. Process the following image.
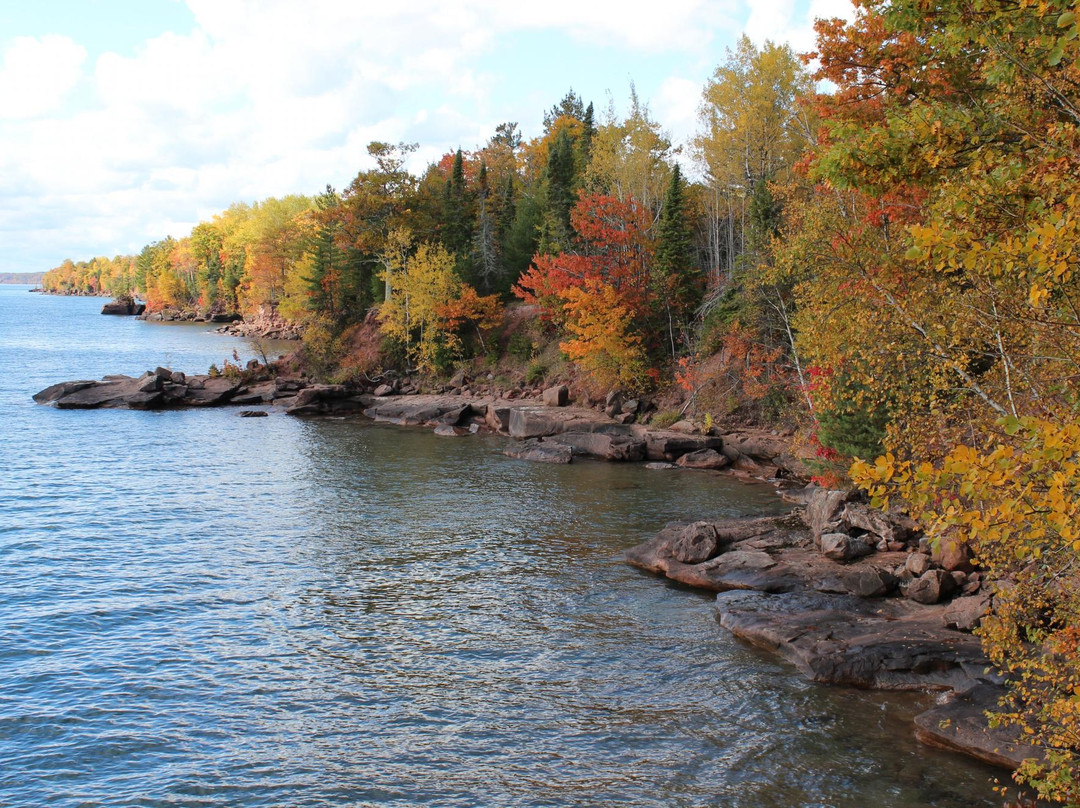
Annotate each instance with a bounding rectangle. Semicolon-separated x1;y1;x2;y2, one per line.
654;164;700;356
538;129;576;254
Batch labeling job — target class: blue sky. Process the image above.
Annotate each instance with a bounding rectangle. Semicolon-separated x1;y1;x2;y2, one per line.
0;0;853;273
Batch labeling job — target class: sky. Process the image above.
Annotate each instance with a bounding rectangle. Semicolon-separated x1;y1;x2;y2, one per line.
0;0;854;274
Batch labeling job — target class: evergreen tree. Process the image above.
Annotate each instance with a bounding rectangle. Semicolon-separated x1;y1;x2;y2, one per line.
653;164;700;356
543;89;586;131
538;128;576;255
577;101;595;174
441;149;472;255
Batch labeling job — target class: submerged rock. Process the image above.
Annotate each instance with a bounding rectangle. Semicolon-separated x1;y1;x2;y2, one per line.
503;440;572;464
544;431;646;462
913;684;1038;769
716;589;992;691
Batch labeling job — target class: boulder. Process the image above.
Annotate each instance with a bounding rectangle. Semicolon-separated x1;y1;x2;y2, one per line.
506;406;617;439
604;390;623;416
933;535;975;573
486;405;513;433
503;440;572;464
36;374;165;409
373;384;395;397
182;376;241;406
943;593;991;632
238;410;268;418
820;532;875;562
831;567;897;598
363;396;473;427
542;385;569;407
33;380;99;404
508;408;565;439
101;299;137;315
675;448;731;470
274;377;306;395
286;384;351;415
906;569;958;605
905;552;932;577
669;522;722;564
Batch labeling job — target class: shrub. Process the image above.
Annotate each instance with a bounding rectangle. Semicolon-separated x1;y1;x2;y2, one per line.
651;409;682;429
525;361;547;385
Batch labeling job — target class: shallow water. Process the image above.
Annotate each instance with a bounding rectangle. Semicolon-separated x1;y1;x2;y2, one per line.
0;286;1005;806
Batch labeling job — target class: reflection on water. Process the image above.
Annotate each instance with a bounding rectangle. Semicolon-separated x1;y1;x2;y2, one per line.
0;288;1005;806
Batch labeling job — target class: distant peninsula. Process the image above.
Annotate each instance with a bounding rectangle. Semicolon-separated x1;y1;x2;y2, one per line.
0;272;44;285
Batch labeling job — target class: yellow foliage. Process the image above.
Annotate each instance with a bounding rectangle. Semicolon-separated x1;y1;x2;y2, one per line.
853;417;1080;802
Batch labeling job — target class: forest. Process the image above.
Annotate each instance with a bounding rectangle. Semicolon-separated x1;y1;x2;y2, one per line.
42;0;1080;800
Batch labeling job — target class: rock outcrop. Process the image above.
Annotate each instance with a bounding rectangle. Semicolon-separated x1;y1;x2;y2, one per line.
101;298;146;316
625;503;1025;771
35;367;276;410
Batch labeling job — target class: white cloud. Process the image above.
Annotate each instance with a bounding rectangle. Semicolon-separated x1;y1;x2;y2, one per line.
0;0;825;273
744;0;856;55
654;76;704;154
0;35;86;120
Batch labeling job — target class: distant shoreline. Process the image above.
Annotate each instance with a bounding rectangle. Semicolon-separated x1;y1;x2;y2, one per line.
0;273;44;285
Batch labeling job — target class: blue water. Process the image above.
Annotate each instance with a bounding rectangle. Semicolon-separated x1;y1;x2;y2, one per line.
0;286;1003;807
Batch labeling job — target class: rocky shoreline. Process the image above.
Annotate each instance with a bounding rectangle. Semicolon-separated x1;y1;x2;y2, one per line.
33;366;1028;777
624;500;1035;773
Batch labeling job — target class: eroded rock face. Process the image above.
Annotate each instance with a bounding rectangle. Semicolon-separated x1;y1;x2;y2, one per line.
641;431;724;462
544;431;646;462
841;502;911;544
804;488;851;545
363;396;472;427
669;522;722;564
36;371;260;411
943;593;991;632
625;515;906;598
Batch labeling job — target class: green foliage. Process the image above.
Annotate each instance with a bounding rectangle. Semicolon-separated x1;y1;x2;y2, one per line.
650;409;682;429
815;375;889;460
506;332;537;362
525;361;547;385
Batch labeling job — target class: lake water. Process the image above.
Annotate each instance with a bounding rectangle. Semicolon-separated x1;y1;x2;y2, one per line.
0;285;1004;807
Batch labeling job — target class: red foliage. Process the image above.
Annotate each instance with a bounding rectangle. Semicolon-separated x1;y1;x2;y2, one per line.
514;192;655;318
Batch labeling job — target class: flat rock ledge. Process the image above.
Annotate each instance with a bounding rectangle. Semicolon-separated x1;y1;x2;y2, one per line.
626;512;1027;771
35;375;800;475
